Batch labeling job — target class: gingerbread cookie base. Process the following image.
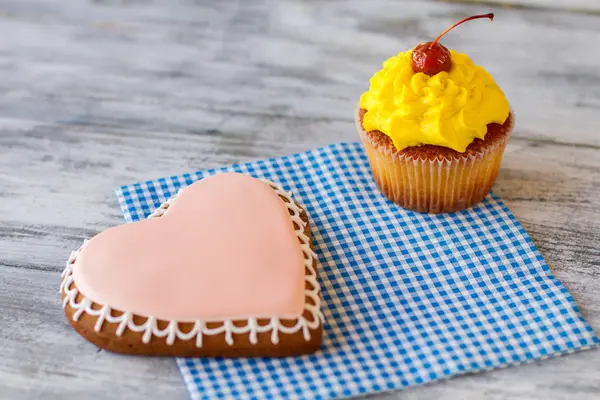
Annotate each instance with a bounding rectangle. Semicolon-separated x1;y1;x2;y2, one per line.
61;179;323;357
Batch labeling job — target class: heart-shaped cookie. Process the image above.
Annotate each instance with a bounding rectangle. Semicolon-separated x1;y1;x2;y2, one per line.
60;173;323;357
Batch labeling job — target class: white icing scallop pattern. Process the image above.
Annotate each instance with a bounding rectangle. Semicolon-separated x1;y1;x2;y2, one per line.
60;180;324;347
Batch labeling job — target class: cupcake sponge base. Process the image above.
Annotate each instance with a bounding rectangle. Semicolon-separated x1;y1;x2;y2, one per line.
357;109;514;214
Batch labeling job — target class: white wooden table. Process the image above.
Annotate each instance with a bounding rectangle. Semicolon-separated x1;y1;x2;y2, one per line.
1;1;599;399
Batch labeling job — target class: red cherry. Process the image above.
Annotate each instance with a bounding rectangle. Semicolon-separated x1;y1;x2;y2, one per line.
411;42;452;76
411;13;494;75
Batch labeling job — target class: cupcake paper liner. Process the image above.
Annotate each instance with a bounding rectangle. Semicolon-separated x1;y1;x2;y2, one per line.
356;107;514;213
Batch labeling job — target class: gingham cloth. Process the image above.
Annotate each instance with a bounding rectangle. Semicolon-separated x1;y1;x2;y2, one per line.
116;142;598;400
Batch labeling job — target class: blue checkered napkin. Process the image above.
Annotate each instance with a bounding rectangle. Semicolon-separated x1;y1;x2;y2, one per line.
116;142;598;400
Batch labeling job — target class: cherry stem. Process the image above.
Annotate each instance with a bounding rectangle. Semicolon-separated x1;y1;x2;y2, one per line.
429;13;494;50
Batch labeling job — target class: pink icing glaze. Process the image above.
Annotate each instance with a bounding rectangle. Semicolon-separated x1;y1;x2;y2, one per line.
72;173;306;322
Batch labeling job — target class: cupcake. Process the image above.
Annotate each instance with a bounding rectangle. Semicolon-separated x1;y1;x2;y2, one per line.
357;13;513;213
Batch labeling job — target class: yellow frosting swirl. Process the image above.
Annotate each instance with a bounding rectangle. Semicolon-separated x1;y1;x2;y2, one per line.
359;50;509;153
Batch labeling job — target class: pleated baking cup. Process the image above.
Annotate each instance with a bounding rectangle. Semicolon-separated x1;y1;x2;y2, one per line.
356;108;514;214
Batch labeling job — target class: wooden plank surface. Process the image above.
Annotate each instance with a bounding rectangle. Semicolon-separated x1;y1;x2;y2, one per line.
443;0;600;13
1;0;599;399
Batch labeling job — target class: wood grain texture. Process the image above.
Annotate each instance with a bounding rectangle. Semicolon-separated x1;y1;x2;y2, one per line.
0;0;599;399
441;0;600;13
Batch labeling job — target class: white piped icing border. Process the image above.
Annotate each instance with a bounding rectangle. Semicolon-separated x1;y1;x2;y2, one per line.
60;180;324;347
